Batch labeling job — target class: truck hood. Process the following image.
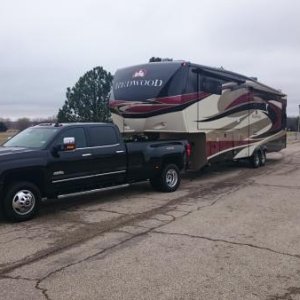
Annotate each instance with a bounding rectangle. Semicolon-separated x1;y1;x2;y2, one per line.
0;146;43;161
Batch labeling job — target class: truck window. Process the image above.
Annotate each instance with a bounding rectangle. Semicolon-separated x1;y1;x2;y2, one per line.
3;127;59;149
56;128;87;148
89;126;118;146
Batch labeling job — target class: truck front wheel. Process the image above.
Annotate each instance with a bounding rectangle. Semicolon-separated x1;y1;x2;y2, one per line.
3;182;41;222
150;164;181;192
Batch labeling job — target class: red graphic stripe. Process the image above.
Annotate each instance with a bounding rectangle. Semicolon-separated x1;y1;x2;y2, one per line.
206;140;251;157
109;100;127;108
225;93;250;110
157;92;208;105
126;104;172;113
110;92;210;115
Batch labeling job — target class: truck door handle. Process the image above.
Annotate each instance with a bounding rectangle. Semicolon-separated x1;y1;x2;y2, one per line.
116;150;125;153
82;153;92;157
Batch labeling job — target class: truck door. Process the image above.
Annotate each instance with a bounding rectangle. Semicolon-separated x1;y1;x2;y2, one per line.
48;127;94;194
87;125;127;185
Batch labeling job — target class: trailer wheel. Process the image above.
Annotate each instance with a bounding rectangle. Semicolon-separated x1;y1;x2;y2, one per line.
2;182;41;222
250;150;260;168
259;149;266;166
150;164;181;192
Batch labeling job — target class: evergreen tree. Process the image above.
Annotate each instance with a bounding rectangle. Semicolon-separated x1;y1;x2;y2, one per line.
57;66;113;122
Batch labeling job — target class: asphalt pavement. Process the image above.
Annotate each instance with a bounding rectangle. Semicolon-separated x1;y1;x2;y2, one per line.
0;143;300;300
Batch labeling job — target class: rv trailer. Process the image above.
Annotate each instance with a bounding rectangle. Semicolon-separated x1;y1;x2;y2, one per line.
109;61;287;170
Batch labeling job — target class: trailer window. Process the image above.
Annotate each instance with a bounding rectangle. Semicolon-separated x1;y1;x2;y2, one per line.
158;68;187;97
186;68;222;95
112;63;187;101
200;76;222;95
186;68;198;93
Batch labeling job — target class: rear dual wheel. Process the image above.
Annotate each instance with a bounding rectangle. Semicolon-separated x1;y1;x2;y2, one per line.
150;164;181;192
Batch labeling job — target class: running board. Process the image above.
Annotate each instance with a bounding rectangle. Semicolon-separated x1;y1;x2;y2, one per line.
57;184;130;199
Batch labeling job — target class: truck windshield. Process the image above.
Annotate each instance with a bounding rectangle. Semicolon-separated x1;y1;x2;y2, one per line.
111;63;187;102
3;127;59;149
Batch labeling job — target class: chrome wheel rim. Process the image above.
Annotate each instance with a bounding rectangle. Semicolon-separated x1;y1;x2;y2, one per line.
12;190;36;216
166;169;178;188
254;153;259;165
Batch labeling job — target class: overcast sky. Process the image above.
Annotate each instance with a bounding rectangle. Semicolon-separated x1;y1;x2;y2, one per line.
0;0;299;119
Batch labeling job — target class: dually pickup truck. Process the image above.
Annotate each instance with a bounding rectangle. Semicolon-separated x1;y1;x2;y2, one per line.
0;123;190;221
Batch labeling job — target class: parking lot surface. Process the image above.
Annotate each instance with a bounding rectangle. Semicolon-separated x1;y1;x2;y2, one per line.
1;143;300;300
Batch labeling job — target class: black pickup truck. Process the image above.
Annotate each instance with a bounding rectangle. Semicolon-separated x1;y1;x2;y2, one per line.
0;123;190;221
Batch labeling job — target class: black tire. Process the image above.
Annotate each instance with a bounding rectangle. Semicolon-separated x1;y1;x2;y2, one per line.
250;150;260;168
259;149;266;166
150;164;181;192
2;182;41;222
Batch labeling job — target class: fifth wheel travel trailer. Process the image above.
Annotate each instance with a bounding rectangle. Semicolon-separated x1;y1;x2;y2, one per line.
109;61;287;170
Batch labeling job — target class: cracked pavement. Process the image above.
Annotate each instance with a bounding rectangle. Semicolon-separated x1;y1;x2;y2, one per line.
1;143;300;299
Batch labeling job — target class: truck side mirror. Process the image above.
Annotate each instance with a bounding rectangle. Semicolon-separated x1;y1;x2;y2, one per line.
63;137;76;151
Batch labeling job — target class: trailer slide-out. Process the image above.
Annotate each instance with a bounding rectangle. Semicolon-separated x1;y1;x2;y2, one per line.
109;61;287;170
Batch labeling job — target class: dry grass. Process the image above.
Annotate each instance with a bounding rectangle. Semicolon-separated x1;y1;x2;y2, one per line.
0;130;18;145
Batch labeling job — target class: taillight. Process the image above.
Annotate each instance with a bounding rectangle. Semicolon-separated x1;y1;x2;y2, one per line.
186;143;191;159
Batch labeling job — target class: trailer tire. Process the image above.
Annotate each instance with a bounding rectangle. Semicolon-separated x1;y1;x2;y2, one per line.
3;181;41;222
150;164;181;192
259;149;266;166
250;150;260;168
